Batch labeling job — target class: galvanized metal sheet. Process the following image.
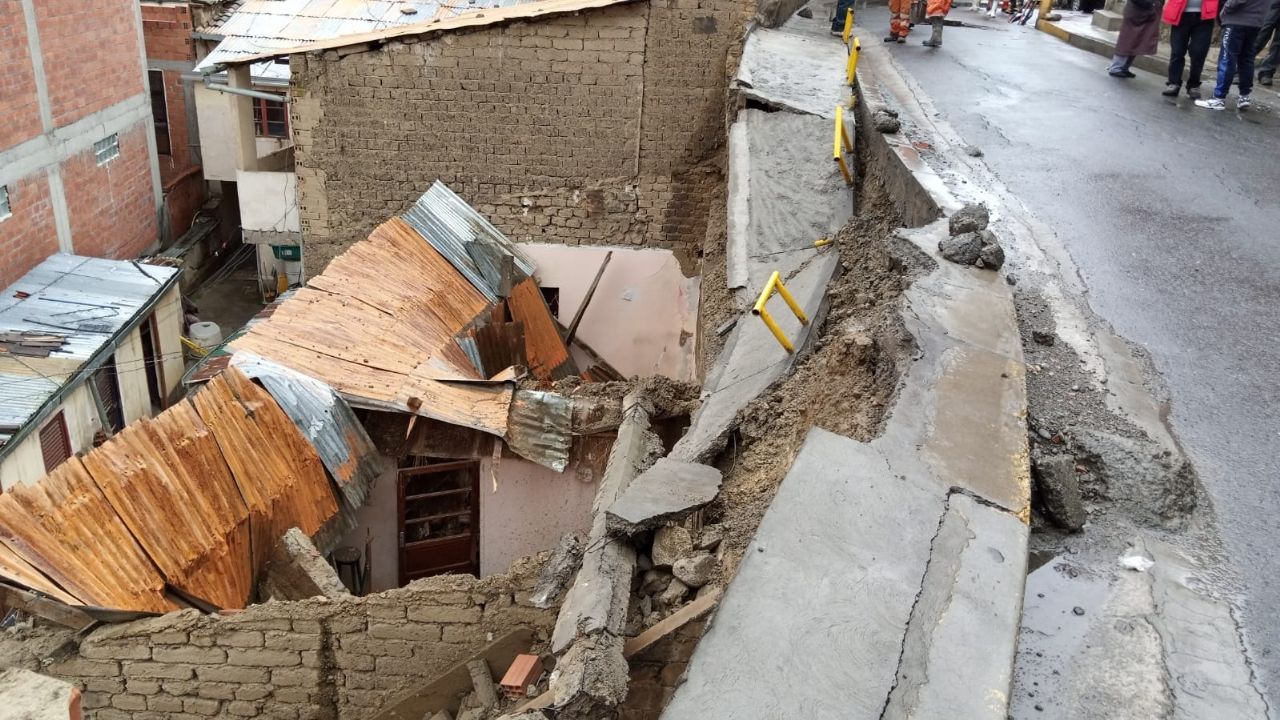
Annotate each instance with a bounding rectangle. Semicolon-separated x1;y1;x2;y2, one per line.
231;351;380;510
401;182;536;302
505;390;572;473
195;0;531;72
0;255;178;446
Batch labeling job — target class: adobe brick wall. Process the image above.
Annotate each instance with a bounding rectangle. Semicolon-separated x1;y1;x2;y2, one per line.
3;559;554;720
35;0;146;128
0;172;59;288
61;124;160;260
619;621;707;720
0;0;42;150
291;0;750;276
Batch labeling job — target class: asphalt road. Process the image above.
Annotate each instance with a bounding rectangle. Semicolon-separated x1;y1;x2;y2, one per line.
857;6;1280;701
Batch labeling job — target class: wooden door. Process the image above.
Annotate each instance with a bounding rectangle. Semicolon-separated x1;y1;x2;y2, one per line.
397;460;480;585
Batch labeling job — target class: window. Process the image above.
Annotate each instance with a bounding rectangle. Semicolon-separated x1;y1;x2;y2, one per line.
252;95;289;139
148;69;171;156
0;185;9;221
38;412;71;473
94;134;120;165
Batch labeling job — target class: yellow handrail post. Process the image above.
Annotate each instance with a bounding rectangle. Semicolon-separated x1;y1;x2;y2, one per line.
841;8;855;45
846;37;861;87
751;271;810;354
834;106;854;186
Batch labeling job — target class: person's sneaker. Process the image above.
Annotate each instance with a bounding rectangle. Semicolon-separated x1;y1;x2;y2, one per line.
1162;83;1179;96
1195;97;1226;110
1109;70;1136;78
1238;94;1252;110
1187;86;1202;99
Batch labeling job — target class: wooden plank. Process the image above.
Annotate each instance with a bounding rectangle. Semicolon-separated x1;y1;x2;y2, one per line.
623;588;722;657
512;589;723;716
0;584;92;629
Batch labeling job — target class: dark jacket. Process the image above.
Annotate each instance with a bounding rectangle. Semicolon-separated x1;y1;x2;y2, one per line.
1117;0;1163;55
1220;0;1269;26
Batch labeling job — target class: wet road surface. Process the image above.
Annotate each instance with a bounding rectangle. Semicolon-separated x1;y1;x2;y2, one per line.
858;6;1280;702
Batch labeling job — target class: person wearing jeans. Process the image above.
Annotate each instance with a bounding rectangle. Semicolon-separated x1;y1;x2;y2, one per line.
1162;0;1219;96
1254;0;1280;84
1197;0;1269;108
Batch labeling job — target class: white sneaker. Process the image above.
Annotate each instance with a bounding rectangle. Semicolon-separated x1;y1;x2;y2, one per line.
1238;94;1252;110
1195;97;1226;110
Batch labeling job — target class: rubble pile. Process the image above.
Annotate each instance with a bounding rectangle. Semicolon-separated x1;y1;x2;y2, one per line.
939;203;1005;270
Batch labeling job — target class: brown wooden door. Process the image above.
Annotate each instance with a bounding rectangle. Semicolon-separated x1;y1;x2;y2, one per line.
397;460;480;585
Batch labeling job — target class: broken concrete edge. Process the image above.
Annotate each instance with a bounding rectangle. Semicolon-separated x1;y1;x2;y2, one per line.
547;388;664;718
604;459;724;536
259;527;351;602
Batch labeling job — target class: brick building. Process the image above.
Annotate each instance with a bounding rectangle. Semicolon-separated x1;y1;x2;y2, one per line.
0;0;164;288
221;0;751;277
140;1;219;237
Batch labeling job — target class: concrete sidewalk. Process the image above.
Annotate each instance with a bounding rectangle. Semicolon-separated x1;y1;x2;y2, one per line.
1038;11;1222;77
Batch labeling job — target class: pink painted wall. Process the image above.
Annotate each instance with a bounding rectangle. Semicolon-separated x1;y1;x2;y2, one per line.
519;244;700;381
478;457;600;577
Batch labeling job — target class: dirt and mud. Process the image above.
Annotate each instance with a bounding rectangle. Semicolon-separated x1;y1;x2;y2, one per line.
697;170;924;582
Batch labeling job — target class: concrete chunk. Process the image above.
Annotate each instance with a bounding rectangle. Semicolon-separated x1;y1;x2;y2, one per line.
0;668;82;720
529;532;585;609
259;528;349;601
605;459;723;536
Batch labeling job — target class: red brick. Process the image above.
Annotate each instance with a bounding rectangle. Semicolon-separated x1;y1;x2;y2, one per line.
0;0;43;147
35;0;145;128
61;123;158;259
0;171;60;288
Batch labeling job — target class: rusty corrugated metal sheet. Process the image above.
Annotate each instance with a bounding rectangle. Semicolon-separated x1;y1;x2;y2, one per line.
459;321;527;379
230;216;515;436
505;390;572;472
402;182;536;302
508;277;577;381
81;402;254;610
192;368;339;573
0;458;175;613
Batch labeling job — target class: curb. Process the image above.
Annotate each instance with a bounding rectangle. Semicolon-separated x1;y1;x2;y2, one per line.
1037;18;1171;75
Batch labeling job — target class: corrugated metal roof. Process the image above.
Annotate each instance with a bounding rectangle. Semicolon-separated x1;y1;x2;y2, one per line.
194;0;532;73
0;366;348;613
0;255;179;449
231;351;380;510
402;182;536;303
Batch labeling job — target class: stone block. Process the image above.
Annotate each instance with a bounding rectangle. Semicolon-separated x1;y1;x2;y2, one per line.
226;648;302;668
1092;9;1123;31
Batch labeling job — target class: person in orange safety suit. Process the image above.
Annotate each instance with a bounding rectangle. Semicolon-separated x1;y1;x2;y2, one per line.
922;0;953;46
887;0;952;46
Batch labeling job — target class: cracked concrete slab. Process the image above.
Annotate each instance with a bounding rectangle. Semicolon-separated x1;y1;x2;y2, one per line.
605;459;722;536
735;26;849;118
670;251;839;464
883;493;1028;720
726;109;852;296
662;428;946;719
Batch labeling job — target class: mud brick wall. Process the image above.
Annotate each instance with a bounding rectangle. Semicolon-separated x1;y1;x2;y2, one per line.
290;0;750;276
8;562;554;720
619;620;708;720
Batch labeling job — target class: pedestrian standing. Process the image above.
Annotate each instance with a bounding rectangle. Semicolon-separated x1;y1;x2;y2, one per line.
922;0;954;46
1162;0;1219;96
1196;0;1270;108
1253;0;1280;84
1109;0;1164;77
884;0;912;42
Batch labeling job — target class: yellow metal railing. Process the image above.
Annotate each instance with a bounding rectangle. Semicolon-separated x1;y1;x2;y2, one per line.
841;8;855;45
752;271;809;353
834;105;855;186
845;36;861;87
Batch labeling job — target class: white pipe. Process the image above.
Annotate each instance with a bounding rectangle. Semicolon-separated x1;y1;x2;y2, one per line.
202;77;291;103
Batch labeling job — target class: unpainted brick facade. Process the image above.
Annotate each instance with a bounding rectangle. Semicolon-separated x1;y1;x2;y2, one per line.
290;0;751;275
141;2;206;235
0;0;160;288
5;563;554;720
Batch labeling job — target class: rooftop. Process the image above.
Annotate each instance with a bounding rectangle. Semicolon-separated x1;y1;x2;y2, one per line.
0;255;179;449
194;0;536;74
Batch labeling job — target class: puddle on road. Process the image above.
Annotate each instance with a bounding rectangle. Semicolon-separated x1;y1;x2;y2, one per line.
1010;555;1111;718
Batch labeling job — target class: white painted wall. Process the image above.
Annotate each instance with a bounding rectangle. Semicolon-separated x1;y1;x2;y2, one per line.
479;457;598;577
0;384;101;490
339;457;399;593
194;84;294;183
519;244;700;382
114;327;152;425
237;170;299;233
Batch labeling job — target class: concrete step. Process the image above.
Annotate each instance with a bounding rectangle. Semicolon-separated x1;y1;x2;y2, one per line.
1091;9;1122;31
